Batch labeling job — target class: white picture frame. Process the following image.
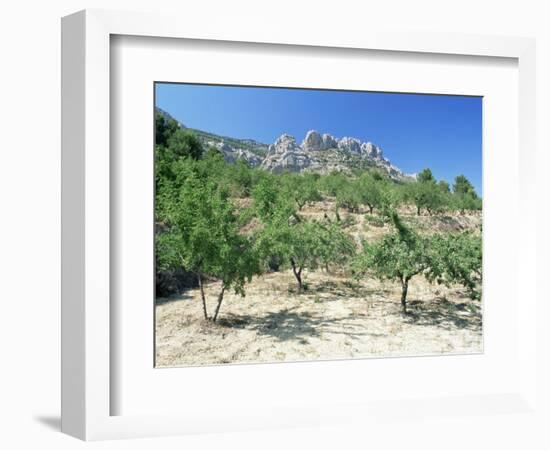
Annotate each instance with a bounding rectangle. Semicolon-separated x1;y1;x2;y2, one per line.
61;9;538;441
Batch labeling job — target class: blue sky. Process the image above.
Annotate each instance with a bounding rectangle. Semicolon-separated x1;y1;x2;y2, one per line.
156;83;482;194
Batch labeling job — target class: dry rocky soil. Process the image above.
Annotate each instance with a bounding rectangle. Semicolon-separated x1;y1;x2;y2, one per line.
155;202;483;367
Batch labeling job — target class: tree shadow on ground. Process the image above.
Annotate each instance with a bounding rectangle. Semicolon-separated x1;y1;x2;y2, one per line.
218;306;324;341
155;291;194;305
405;296;482;331
218;306;388;343
252;308;324;341
217;279;481;342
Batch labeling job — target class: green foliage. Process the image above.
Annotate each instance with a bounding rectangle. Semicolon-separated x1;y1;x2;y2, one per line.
358;230;428;283
453;174;477;197
251;176;295;222
165;128;204;161
355;212;431;281
204;145;224;160
451;175;481;214
438;180;450;193
286;221;327;273
357;173;385;214
405;178;445;215
453;192;482;214
353;212;431;313
417;168;436;183
400;170;484;216
318;171;348;196
428;232;482;300
156;171;259;321
155;112;180;147
317;222;356;270
251;177;278;221
157;176;234;277
354;211;482;312
155;111;203;162
229;159;255;197
280;173;322;210
255;217;355;291
320;170;402;216
336;181;361;213
400;171;483;216
370;170;385;182
155;113;206;200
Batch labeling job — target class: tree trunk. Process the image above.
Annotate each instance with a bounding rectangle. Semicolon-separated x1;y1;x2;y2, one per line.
401;278;409;314
197;273;209;320
212;285;226;322
368;204;374;214
290;259;303;292
416;205;421;216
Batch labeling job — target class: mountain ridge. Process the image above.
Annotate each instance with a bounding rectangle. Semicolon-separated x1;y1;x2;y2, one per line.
155;107;413;180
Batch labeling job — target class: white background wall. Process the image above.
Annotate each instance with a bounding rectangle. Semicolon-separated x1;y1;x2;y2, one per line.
0;1;547;449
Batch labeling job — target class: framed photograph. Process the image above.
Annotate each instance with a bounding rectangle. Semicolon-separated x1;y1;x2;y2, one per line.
152;82;484;368
61;9;538;440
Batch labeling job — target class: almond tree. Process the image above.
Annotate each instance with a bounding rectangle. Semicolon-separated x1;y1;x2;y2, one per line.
336;182;361;213
358;173;385;214
316;222;356;273
405;177;444;215
255;217;354;292
254;219;317;292
251;177;285;221
156;172;259;322
353;212;431;313
281;173;322;211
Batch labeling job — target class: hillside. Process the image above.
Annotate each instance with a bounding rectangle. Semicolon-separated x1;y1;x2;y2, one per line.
154;106;482;367
155;107;413;179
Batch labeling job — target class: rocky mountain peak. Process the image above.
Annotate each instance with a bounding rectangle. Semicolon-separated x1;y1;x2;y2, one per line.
268;134;300;155
337;137;362;155
302;130;341;152
262;134;310;173
361;142;383;159
322;133;338;150
261;130;409;179
302;130;323;151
